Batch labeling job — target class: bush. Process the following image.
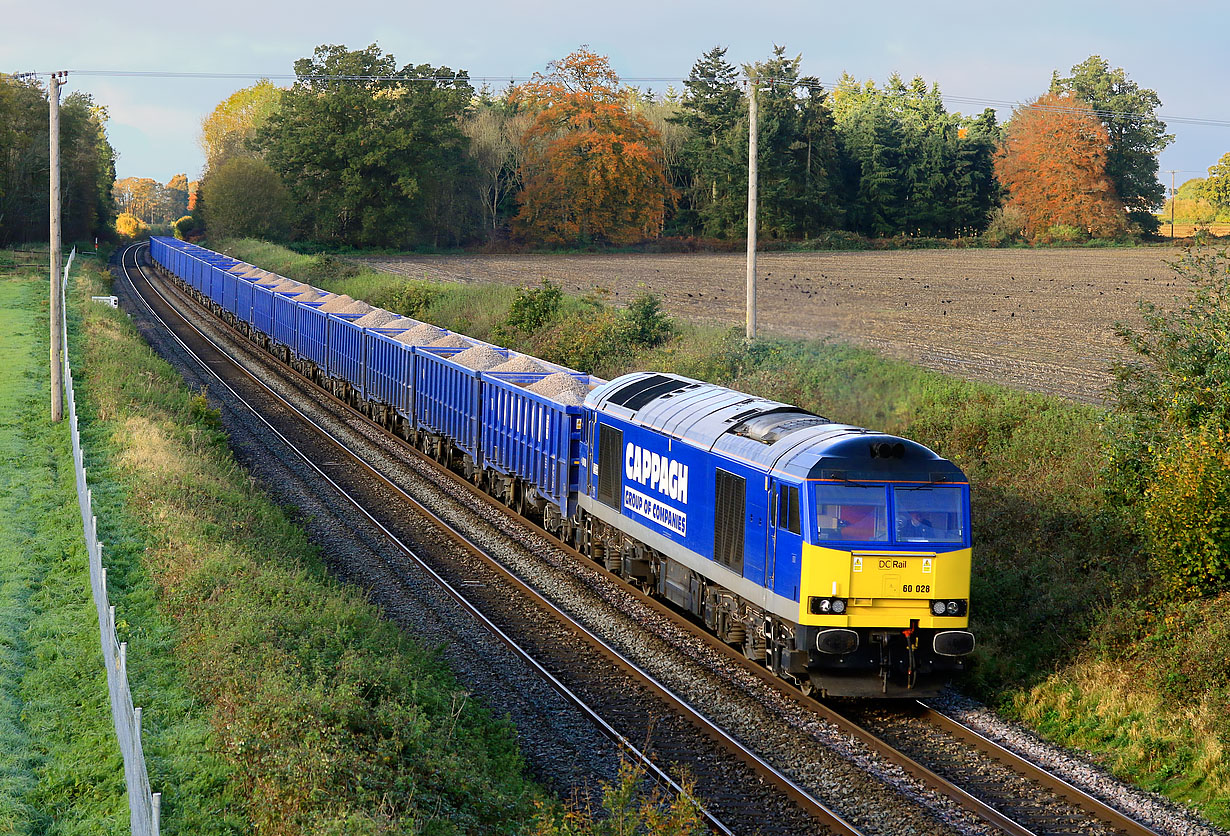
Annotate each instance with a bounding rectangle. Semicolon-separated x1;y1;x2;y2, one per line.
1040;224;1088;244
501;280;563;335
115;212;150;240
373;279;439;320
799;230;870;251
1142;426;1230;597
172;215;196;241
980;206;1026;246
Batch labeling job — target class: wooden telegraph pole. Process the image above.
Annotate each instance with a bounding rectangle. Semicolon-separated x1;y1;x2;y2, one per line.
745;75;759;341
49;70;66;423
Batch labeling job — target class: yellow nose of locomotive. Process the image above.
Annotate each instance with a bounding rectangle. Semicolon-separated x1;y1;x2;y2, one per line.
799;544;972;629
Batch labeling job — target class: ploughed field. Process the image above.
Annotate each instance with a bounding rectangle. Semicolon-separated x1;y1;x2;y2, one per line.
357;248;1188;404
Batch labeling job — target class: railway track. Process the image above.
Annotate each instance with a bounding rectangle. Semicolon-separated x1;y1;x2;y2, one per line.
118;244;858;835
118;243;1179;836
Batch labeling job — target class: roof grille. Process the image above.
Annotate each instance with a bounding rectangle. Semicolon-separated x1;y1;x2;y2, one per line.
608;375;691;411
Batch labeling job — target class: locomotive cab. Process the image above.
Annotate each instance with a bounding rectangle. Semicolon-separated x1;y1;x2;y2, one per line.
796;437;974;697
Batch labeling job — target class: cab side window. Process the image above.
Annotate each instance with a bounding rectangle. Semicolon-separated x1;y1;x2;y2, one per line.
778;485;800;535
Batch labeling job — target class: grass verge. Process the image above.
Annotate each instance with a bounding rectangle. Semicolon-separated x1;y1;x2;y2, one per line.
0;249;237;835
70;250;540;833
220;236;1230;826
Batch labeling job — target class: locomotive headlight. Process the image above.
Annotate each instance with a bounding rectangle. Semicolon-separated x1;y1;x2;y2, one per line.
809;596;848;615
930;599;968;617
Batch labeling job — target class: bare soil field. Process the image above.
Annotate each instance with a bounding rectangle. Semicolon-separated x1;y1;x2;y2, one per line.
357;248;1194;404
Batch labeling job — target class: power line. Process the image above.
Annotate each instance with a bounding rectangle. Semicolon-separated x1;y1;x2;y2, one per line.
14;67;1230;129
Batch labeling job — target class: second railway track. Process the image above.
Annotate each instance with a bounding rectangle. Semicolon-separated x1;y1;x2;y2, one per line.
116;242;1183;836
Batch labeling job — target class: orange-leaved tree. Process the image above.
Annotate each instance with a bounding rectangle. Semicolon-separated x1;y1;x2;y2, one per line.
994;92;1126;240
511;47;672;246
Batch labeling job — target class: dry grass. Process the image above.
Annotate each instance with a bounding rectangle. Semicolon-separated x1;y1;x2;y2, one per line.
1012;660;1230;820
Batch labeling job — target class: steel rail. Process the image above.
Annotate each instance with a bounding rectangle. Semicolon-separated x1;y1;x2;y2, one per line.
915;703;1163;836
124;244;862;836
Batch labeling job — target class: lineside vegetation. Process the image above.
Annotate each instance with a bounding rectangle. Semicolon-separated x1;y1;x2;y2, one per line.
222;237;1230;826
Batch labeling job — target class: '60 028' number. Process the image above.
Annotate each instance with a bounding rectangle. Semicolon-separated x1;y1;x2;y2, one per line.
902;584;930;594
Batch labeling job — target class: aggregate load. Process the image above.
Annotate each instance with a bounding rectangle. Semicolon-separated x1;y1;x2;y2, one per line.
393;323;446;345
318;294;357;313
340;300;374;316
490;355;548;375
382;317;419;330
272;280;307;293
353;309;398;328
527;372;588;405
428;334;472;348
449;345;505;370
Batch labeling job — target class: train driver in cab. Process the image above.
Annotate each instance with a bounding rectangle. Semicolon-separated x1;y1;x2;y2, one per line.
898;509;934;540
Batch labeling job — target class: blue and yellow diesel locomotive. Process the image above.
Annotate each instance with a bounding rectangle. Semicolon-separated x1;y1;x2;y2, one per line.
149;237;974;697
582;372;973;697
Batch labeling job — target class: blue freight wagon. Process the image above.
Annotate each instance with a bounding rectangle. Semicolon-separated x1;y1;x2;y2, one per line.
365;329;417;420
297;304;332;370
326;314;367;398
481;371;596;517
271;291;303;357
414;345;504;465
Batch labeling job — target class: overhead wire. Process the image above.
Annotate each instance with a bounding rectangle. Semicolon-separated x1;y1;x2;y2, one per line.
11;67;1228;128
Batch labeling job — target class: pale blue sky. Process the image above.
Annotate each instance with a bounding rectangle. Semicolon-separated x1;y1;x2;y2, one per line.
5;0;1226;194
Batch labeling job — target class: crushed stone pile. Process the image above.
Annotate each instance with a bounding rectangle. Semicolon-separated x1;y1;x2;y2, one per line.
340;300;374;315
428;334;471;348
272;280;306;293
527;372;588;405
292;290;323;302
449;345;505;370
318;295;357;313
490;355;548;375
393;323;446;345
354;309;398;327
383;317;419;330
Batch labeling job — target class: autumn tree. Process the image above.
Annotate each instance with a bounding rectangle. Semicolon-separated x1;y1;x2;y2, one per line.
200;80;281;172
1051;57;1172;233
511;48;672;246
994;92;1126;240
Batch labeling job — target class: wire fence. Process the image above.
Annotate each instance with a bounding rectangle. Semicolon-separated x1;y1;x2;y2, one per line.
60;247;162;836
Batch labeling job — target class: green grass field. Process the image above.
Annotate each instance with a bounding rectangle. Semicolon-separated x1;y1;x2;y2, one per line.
0;256;133;833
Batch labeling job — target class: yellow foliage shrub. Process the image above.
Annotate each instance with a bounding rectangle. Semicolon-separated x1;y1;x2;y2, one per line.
115;212;150;240
1143;426;1230;596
